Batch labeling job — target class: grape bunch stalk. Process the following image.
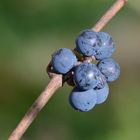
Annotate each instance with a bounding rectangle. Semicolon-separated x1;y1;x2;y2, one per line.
8;0;127;140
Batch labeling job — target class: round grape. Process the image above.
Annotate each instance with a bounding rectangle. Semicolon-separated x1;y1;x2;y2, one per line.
52;48;77;74
69;88;97;112
97;58;120;82
74;63;106;90
75;29;98;56
94;32;115;60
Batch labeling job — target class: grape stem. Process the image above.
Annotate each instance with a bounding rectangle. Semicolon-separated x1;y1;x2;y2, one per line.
8;0;127;140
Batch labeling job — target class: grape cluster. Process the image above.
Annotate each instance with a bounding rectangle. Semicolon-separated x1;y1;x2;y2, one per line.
50;29;120;112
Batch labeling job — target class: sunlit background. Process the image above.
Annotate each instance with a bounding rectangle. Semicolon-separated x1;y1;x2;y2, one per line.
0;0;140;140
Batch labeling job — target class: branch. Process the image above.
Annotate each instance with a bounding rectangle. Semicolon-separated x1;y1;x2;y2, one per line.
8;0;127;140
92;0;127;32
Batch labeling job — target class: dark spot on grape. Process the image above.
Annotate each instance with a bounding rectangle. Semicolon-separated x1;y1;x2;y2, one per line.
79;79;82;83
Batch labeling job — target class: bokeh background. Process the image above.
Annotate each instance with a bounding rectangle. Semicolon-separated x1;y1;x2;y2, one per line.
0;0;140;140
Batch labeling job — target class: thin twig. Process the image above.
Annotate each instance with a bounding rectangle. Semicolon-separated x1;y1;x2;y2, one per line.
8;75;62;140
92;0;127;32
8;0;127;140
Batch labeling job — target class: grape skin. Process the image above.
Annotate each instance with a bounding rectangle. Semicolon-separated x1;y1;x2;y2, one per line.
52;48;77;74
76;29;98;56
94;32;115;60
95;84;109;104
74;63;106;90
69;88;97;112
97;58;120;82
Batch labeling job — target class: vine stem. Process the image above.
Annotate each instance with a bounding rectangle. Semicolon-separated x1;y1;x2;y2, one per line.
92;0;127;32
8;0;127;140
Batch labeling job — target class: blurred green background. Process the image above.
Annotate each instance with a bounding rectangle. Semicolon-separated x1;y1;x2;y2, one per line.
0;0;140;140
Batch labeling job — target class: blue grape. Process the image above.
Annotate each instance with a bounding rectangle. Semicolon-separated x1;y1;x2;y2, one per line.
97;58;120;82
95;84;109;104
74;63;106;90
75;30;115;60
52;48;77;74
94;32;115;60
75;29;98;56
69;88;97;112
